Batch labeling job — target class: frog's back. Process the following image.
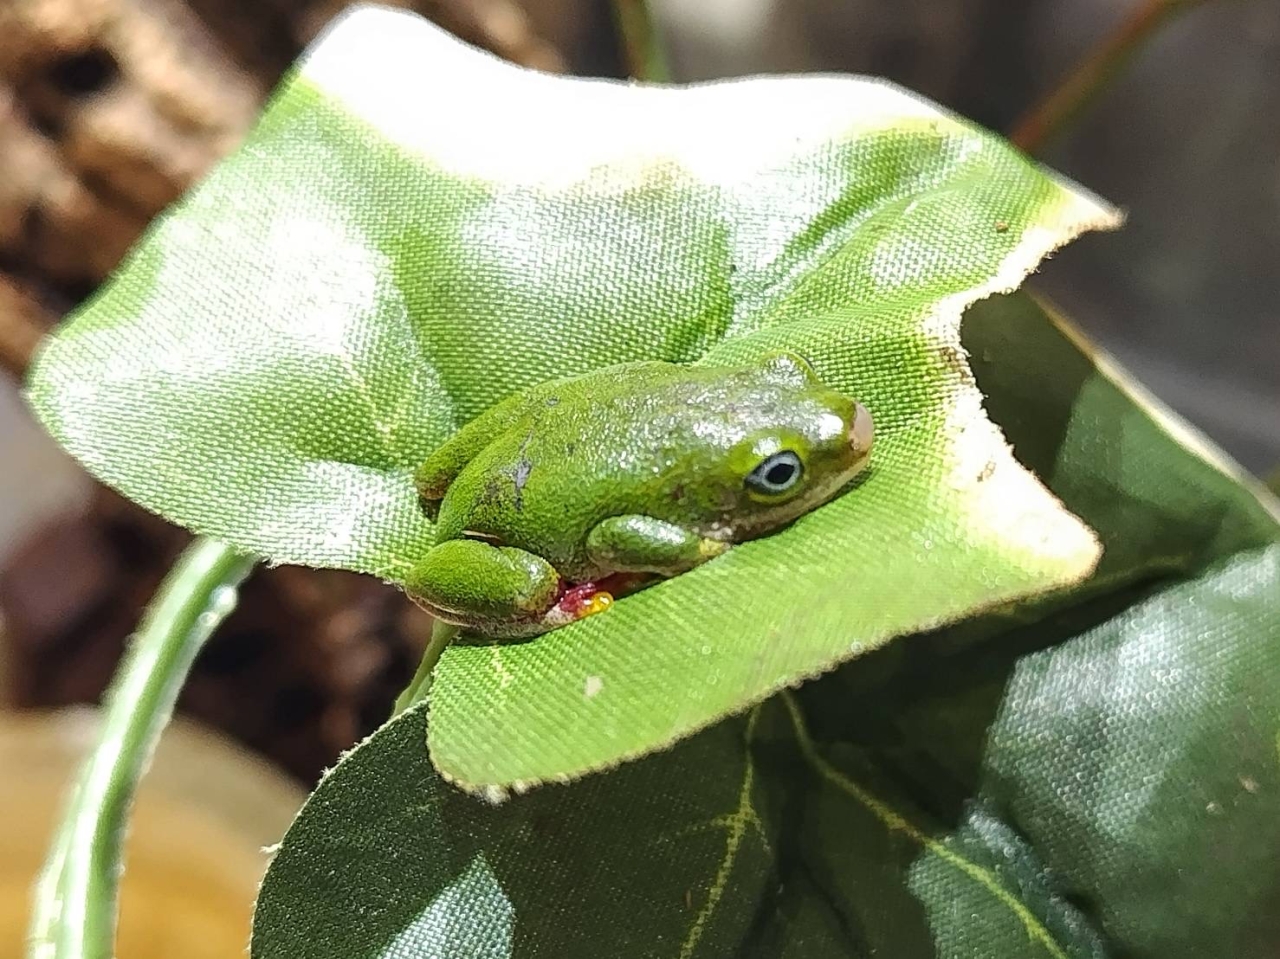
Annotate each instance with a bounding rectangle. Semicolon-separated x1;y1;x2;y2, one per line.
432;370;732;580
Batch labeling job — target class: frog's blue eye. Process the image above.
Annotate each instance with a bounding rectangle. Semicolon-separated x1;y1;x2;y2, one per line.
746;450;804;497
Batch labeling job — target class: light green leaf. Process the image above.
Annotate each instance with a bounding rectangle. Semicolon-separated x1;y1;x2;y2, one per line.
26;8;1116;785
252;292;1280;959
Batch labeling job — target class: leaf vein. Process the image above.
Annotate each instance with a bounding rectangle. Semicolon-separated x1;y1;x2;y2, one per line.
337;353;406;464
678;708;766;959
782;691;1070;959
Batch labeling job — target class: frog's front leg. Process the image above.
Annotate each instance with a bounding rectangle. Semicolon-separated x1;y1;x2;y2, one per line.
405;539;611;639
586;515;729;577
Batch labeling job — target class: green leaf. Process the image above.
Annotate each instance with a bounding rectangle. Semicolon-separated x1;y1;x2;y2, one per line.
252;292;1280;959
26;8;1118;786
252;703;778;959
977;542;1280;958
793;291;1280;957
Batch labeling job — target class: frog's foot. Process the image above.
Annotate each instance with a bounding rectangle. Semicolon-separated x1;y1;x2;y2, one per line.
406;539;563;639
586;515;729;576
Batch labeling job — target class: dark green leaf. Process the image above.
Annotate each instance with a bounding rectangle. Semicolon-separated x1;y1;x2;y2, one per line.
253;703;777;959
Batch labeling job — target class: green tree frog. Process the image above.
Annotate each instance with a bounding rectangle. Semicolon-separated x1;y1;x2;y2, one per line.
406;351;873;638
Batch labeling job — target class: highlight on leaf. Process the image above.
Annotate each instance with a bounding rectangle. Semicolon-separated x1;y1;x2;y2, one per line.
25;6;1120;791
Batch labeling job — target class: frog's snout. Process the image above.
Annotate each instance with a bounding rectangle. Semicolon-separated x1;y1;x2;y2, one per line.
848;402;874;459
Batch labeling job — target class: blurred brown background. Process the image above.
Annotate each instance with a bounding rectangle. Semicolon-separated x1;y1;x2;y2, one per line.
1;0;1276;785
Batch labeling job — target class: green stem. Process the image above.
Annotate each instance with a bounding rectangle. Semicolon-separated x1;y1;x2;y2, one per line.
392;620;460;717
1009;0;1202;154
611;0;672;82
27;538;256;959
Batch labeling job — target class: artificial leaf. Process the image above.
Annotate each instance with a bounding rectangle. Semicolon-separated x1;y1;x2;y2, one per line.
252;703;777;959
253;292;1280;958
24;7;1115;785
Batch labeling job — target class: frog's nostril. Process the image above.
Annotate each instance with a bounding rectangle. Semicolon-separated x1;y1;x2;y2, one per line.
848;403;874;456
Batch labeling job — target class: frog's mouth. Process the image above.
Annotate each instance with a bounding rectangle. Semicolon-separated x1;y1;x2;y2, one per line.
713;450;872;545
848;402;874;460
796;451;874;521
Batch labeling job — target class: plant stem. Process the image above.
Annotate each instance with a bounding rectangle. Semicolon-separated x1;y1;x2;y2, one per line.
611;0;672;82
1009;0;1202;154
392;620;460;717
27;538;256;959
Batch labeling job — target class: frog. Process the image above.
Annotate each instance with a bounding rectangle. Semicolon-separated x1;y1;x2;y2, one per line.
405;351;874;639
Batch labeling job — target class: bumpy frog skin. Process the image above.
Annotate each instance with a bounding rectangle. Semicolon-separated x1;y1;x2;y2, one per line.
405;351;873;638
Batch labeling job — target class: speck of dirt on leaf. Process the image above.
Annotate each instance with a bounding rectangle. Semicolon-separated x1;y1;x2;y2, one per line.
995;220;1009;233
1239;775;1260;793
584;675;603;698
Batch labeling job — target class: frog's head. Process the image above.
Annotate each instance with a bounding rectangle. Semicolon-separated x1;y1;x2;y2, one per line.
674;362;874;542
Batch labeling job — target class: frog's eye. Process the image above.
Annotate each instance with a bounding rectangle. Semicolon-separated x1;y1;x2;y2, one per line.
745;450;804;498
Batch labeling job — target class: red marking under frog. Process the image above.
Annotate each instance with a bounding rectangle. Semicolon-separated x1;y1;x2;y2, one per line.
552;573;653;621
